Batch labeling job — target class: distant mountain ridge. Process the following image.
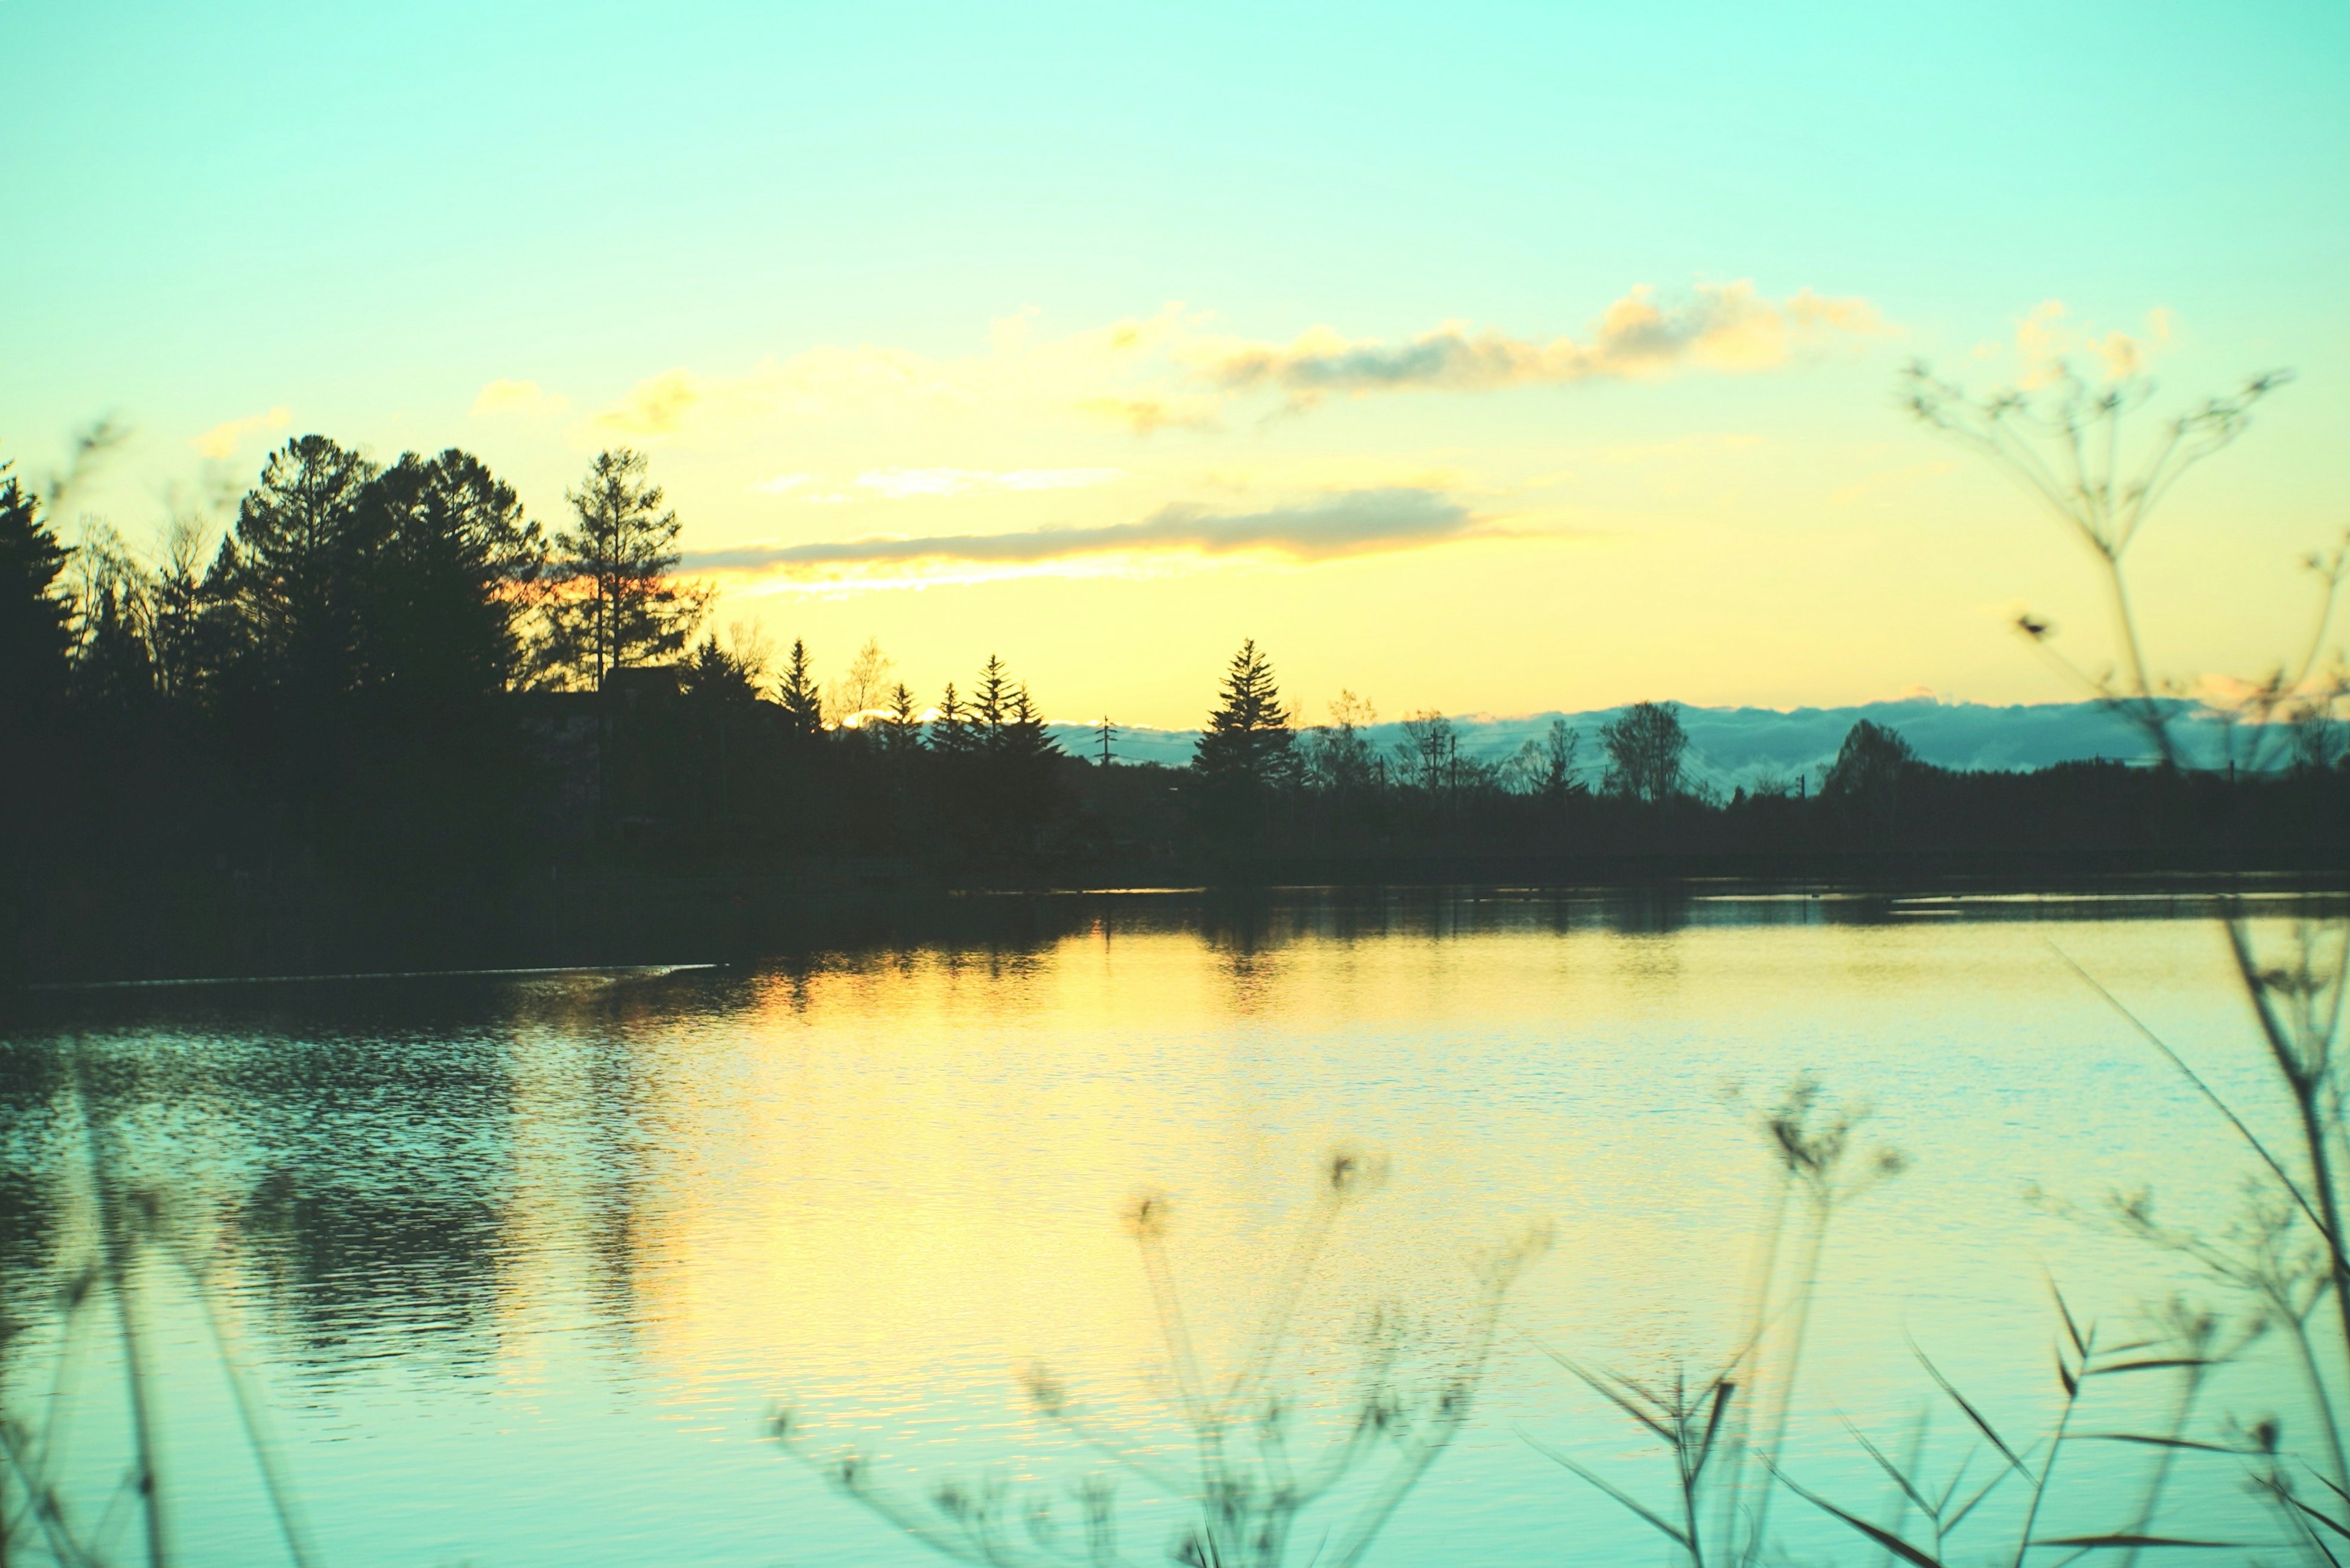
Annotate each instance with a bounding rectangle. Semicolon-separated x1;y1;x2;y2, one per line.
1046;698;2226;795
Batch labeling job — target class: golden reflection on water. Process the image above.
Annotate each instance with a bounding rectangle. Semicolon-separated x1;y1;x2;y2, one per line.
1;896;2323;1567
477;911;2270;1436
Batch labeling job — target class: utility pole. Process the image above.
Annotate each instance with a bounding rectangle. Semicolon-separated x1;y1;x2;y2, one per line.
1094;714;1119;767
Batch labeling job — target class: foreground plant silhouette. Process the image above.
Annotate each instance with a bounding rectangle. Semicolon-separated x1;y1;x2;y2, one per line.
1;1064;318;1568
1733;350;2350;1564
770;1153;1546;1568
1528;1080;1906;1567
1534;1078;2302;1564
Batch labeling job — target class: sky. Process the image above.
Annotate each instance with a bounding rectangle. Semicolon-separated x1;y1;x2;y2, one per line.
4;0;2346;728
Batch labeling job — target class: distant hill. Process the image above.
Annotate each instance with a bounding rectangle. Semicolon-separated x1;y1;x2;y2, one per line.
1048;698;2236;794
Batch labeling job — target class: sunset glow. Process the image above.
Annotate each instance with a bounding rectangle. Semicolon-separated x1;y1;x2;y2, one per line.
8;1;2344;726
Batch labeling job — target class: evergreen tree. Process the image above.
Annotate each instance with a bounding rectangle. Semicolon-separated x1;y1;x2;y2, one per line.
364;449;547;704
775;638;823;737
997;684;1059;768
0;464;73;720
1191;639;1296;833
971;653;1015;741
939;655;1065;852
930;681;973;756
216;434;382;697
681;632;765;707
882;681;923;752
547;449;709;687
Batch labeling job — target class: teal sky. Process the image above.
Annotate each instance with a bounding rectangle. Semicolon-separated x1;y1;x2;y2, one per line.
7;1;2347;725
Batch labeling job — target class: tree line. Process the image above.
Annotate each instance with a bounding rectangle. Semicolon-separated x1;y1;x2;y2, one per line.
3;429;2344;979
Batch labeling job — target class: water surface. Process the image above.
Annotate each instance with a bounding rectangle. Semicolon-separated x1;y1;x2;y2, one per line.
2;889;2332;1566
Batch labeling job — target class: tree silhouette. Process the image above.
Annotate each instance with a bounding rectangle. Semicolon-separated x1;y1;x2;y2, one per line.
547;449;709;688
995;681;1058;769
931;681;972;756
0;463;73;721
827;637;894;725
147;516;211;706
681;632;765;707
882;682;923;752
971;654;1015;737
364;449;547;704
1822;720;1917;801
1600;701;1687;803
1504;719;1580;803
967;656;1063;848
1195;641;1293;777
213;434;381;700
775;638;823;738
67;529;158;714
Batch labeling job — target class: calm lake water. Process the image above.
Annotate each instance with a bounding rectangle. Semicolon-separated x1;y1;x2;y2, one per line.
2;887;2341;1567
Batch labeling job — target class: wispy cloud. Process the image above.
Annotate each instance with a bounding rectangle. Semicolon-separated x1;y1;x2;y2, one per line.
1197;283;1884;409
192;406;291;459
592;346;969;438
580;282;1882;446
749;466;1127;501
1076;394;1223;435
595;368;703;435
472;378;569;417
685;487;1480;577
852;466;1125;499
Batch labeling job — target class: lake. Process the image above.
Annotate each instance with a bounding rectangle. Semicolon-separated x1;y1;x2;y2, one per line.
2;887;2339;1567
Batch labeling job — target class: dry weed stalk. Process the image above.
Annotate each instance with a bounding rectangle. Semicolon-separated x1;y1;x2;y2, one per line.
1529;1079;1903;1567
1;1059;317;1568
1903;353;2350;1562
771;1152;1545;1568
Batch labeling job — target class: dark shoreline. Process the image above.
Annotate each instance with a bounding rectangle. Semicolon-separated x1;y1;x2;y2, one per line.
13;853;2347;992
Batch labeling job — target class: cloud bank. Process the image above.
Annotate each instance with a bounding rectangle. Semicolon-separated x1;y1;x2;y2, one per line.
1199;283;1883;408
583;281;1886;440
685;487;1478;577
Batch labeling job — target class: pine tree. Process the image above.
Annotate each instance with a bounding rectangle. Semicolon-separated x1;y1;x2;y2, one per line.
882;681;923;752
547;449;710;688
1193;638;1294;786
681;632;764;707
972;653;1013;739
775;638;823;738
365;448;547;703
0;464;73;720
930;681;973;756
998;683;1059;767
1190;638;1296;838
222;435;382;696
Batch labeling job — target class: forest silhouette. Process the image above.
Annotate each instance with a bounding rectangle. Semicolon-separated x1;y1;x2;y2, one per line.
2;431;2343;984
